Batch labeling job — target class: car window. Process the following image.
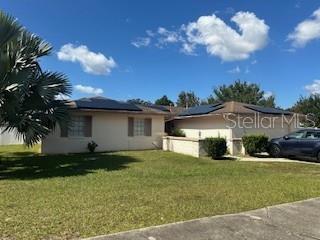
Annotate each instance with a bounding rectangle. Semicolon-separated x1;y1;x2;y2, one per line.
287;131;305;139
305;131;320;139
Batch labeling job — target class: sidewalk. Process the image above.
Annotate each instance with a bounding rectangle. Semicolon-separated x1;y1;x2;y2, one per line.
85;197;320;240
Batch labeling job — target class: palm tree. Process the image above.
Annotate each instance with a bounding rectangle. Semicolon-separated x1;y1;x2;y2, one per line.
0;11;71;146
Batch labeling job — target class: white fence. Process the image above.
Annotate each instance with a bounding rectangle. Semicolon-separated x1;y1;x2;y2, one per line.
0;128;24;145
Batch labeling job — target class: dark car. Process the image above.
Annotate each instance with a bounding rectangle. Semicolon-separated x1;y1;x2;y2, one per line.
268;129;320;161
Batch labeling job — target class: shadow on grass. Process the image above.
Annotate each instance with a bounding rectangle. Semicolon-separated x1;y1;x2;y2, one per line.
0;152;140;180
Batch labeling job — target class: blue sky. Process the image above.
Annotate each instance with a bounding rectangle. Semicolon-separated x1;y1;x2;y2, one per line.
1;0;320;108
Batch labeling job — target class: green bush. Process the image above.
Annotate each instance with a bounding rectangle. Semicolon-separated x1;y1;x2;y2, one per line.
242;134;269;156
203;137;227;159
87;141;98;153
170;129;186;137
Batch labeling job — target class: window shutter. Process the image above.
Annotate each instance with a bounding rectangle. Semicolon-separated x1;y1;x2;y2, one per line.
144;118;152;136
128;117;134;137
84;116;92;137
60;124;68;138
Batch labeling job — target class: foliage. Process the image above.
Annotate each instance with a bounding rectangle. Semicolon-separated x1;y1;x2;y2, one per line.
87;141;98;153
242;134;269;156
169;129;186;137
203;137;227;159
176;91;200;108
290;94;320;127
0;11;71;146
127;98;151;106
154;95;174;106
2;146;320;239
207;80;275;107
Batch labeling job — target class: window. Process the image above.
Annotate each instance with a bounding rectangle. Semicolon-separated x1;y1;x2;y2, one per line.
128;117;152;137
61;116;92;137
305;131;320;139
286;130;305;139
134;118;145;136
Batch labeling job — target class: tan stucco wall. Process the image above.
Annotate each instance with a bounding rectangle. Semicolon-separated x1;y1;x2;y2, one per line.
231;114;298;139
163;136;206;157
42;111;165;154
174;115;232;139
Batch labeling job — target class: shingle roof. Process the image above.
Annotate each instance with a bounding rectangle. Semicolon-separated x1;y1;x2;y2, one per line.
177;101;293;117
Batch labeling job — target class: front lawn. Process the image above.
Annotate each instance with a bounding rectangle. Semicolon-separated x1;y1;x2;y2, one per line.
1;145;320;239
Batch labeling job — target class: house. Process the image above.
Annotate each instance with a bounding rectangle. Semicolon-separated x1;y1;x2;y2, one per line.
41;97;168;154
163;101;301;156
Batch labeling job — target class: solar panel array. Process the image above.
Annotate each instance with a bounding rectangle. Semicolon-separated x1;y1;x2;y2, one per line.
75;97;142;111
179;103;223;116
244;105;292;115
146;104;170;112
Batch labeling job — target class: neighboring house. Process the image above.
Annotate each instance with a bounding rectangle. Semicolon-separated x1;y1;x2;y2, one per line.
164;101;301;156
0;128;23;145
42;97;168;154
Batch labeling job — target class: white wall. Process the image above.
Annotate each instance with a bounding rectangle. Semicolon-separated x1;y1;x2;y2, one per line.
42;111;165;154
163;136;204;157
174;115;232;139
0;128;23;145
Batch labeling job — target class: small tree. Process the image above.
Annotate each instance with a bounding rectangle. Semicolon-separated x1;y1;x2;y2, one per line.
155;95;174;106
176;91;200;108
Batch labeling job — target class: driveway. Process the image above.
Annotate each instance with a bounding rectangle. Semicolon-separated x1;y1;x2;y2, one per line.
85;198;320;240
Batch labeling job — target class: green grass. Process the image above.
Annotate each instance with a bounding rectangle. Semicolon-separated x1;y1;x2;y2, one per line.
1;145;320;239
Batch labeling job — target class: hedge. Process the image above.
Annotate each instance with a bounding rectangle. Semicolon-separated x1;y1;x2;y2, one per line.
242;134;269;156
203;137;227;159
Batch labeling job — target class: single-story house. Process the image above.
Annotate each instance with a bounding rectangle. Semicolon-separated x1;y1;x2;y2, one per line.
163;101;301;156
41;97;169;154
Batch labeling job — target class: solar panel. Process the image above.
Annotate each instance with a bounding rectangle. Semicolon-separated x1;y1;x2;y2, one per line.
75;97;142;111
179;103;223;116
244;105;292;115
145;104;170;112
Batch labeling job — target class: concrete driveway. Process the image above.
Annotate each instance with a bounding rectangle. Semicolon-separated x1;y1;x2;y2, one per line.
85;198;320;240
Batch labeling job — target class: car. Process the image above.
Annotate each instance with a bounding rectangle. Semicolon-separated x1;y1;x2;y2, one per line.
268;129;320;161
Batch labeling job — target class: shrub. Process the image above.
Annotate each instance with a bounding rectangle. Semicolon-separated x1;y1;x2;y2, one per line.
170;129;186;137
242;134;269;156
87;141;98;153
203;137;227;159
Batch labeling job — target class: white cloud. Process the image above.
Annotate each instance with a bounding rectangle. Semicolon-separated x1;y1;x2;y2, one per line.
55;94;70;100
133;11;268;61
131;37;151;48
288;8;320;47
228;66;241;73
57;44;116;75
157;27;181;44
185;12;269;61
251;60;257;64
263;91;273;98
74;84;103;96
305;79;320;94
